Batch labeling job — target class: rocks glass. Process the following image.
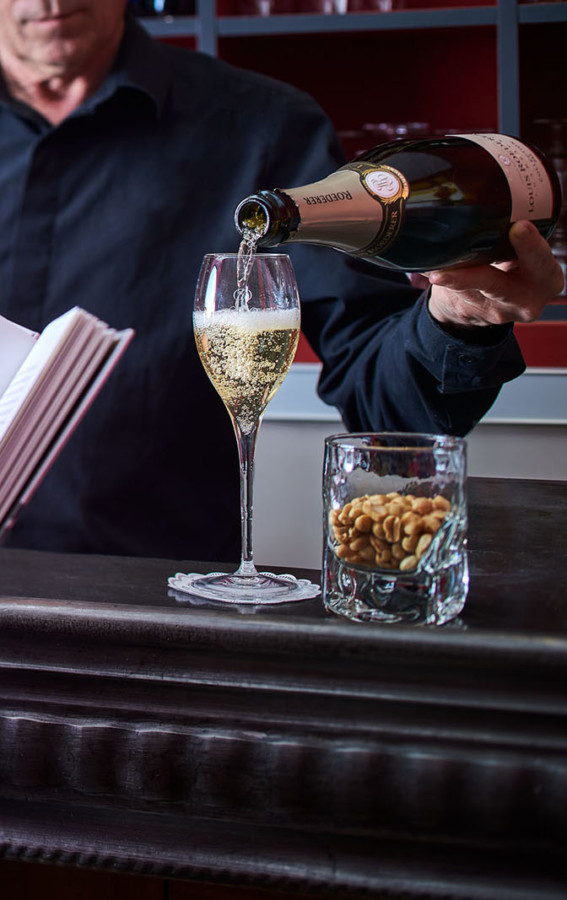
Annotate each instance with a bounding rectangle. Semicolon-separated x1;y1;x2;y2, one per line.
322;433;468;625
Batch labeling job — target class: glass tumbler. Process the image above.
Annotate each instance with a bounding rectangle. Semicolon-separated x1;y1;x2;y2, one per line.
322;433;468;625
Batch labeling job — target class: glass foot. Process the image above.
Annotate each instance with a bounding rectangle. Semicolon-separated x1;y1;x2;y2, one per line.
168;570;321;605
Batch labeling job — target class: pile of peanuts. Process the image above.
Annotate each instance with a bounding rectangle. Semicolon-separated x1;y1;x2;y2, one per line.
328;491;452;572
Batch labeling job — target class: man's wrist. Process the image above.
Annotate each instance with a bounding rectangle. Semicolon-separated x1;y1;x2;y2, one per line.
427;299;512;346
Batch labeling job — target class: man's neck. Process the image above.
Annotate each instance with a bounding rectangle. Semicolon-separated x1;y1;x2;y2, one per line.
0;30;124;126
3;71;93;125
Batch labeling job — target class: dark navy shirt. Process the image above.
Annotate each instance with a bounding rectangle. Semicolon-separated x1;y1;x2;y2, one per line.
0;14;525;560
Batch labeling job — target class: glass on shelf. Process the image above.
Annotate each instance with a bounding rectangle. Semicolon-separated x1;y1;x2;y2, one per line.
299;0;406;9
337;122;431;159
233;0;273;12
225;0;412;11
433;126;496;135
362;121;431;141
355;0;494;7
297;0;348;10
226;0;298;12
129;0;195;14
348;0;400;9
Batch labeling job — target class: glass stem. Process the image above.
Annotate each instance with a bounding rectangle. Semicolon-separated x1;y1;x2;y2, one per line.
233;419;260;577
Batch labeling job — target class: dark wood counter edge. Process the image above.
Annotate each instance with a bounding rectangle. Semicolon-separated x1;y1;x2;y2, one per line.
1;799;566;900
2;586;567;703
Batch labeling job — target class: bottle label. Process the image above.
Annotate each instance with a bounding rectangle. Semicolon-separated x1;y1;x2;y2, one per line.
456;133;554;221
357;163;410;256
282;165;408;256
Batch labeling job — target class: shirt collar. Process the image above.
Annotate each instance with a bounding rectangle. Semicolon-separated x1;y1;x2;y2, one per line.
79;12;170;119
0;11;170;121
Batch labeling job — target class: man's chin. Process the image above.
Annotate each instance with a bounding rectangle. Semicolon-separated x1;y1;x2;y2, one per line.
17;41;92;81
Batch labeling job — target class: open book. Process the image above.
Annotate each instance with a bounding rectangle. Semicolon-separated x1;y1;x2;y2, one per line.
0;306;134;540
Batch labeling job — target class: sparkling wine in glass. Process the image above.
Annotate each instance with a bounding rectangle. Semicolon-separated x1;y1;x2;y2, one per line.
169;252;320;604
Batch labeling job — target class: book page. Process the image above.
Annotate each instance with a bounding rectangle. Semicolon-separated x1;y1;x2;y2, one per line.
0;307;86;442
0;315;38;397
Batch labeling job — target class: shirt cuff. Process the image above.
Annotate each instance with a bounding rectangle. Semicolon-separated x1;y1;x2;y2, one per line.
412;297;526;394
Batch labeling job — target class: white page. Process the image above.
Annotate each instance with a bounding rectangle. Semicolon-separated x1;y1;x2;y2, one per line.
0;307;88;442
0;315;38;397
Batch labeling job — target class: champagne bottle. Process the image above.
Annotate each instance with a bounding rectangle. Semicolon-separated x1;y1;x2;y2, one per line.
234;133;562;272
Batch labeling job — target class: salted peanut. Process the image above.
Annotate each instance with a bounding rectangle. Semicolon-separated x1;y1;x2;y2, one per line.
371;521;386;539
370;534;390;553
421;514;442;534
349;535;370;552
402;533;420;553
386;499;406;517
357;544;376;563
375;543;392;562
329;508;342;528
399;554;418;572
416;533;433;558
378;559;399;571
412;497;433;516
391;542;407;561
375;552;397;569
338;501;357;524
335;543;350;559
352;512;373;533
433;495;452;511
336;543;361;561
402;513;424;536
363;500;388;521
383;515;402;543
431;509;448;521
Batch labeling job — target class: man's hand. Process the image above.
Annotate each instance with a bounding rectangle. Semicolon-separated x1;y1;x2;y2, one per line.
425;220;565;329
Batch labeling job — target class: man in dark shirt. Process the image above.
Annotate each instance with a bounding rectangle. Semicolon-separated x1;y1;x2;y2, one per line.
0;1;562;561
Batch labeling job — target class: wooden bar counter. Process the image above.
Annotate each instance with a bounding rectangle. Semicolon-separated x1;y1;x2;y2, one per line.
0;477;566;899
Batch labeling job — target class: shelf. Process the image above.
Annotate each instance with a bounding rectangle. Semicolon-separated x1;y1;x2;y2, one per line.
519;1;567;24
140;2;567;40
216;7;498;33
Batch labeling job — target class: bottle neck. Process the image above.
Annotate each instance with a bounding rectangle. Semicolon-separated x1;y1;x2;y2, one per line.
234;190;300;248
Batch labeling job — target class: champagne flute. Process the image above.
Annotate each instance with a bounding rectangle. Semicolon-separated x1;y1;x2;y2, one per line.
169;252;321;605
